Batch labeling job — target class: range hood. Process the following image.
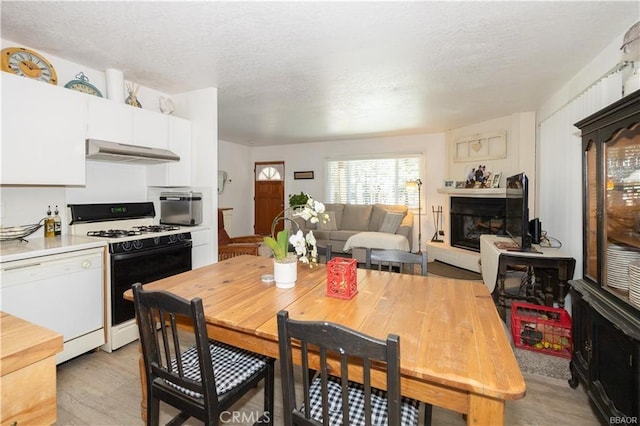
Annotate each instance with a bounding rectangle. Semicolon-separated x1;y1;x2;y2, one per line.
86;139;180;165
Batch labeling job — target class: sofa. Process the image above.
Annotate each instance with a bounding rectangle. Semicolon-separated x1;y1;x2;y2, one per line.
293;203;413;260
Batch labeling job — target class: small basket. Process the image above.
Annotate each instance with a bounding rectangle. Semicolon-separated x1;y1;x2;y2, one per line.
326;257;358;299
510;301;572;359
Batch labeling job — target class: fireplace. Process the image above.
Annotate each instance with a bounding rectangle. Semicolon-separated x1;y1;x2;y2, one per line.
450;197;506;252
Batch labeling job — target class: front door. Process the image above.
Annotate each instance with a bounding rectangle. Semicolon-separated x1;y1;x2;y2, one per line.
254;162;285;235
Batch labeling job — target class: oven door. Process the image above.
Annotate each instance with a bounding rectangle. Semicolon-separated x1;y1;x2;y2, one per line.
110;242;192;326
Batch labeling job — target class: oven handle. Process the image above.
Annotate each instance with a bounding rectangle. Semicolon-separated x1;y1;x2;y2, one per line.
110;241;192;261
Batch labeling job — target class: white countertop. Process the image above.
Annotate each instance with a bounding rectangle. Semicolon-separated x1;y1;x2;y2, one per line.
0;225;210;263
182;225;210;233
0;236;107;263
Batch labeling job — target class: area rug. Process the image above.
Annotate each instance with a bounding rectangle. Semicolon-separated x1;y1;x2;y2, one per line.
513;347;571;380
505;307;572;381
426;260;482;280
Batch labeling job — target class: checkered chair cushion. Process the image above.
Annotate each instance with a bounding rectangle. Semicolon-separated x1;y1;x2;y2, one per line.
301;375;419;425
166;340;269;398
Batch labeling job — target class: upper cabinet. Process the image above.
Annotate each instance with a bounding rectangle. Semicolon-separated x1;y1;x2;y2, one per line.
1;72;87;185
87;96;168;149
147;116;192;187
575;90;640;312
2;71;192;187
87;96;133;143
132;108;168;149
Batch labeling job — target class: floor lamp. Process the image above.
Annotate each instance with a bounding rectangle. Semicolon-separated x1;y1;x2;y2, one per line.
406;178;422;253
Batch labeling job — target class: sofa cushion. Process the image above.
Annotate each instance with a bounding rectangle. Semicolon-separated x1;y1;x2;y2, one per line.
313;229;335;241
293;216;315;230
369;204;409;231
317;211;338;231
378;211;406;234
323;204;344;229
340;204;373;231
328;230;361;242
312;230;332;240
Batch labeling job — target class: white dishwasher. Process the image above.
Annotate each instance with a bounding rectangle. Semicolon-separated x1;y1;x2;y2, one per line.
0;247;105;364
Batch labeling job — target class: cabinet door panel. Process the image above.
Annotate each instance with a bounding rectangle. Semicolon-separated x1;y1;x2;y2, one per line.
1;73;86;185
133;108;168;148
191;229;211;269
87;96;133;143
147;115;191;186
592;309;637;417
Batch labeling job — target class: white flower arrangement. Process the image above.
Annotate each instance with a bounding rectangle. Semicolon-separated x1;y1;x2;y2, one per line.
263;196;328;264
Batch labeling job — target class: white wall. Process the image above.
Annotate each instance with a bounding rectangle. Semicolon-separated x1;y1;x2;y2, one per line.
1;38;172;115
446;112;537;213
536;26;636;280
233;133;448;253
218;140;252;237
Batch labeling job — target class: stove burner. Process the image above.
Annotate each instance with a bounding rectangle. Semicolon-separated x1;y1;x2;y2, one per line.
87;230;142;238
133;225;180;233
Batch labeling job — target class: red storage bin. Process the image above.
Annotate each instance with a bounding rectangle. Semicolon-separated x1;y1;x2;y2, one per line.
510;301;572;359
326;257;358;299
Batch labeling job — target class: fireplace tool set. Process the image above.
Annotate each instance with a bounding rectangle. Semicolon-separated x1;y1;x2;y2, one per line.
431;205;444;242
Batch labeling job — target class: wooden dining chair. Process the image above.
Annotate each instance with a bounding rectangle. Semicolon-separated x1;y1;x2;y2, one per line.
277;310;431;426
132;283;275;426
365;248;428;276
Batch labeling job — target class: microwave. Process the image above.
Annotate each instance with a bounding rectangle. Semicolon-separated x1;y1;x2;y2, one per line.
159;192;203;226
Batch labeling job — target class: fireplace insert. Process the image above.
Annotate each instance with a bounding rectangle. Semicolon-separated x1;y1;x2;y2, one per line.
450;197;506;251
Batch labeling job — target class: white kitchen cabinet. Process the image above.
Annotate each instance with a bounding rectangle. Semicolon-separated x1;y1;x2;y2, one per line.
191;229;211;269
133;107;169;149
1;72;87;185
87;96;170;149
147;115;192;186
86;95;133;143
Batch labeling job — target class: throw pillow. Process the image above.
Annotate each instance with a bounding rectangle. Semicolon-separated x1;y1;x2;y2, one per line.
378;212;405;234
317;211;338;231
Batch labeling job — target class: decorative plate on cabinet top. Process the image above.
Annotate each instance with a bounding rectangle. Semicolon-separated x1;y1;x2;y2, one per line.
64;72;103;97
1;46;58;84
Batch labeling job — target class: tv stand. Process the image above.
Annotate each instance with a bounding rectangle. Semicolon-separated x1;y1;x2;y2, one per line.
480;235;576;320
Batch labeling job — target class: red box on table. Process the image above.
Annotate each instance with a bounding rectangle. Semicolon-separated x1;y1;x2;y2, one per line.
326;257;358;299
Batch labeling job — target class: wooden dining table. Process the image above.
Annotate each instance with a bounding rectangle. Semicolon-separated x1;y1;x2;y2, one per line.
123;255;525;425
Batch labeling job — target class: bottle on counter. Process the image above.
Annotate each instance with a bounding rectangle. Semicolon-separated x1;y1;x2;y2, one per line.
53;205;62;236
44;205;55;238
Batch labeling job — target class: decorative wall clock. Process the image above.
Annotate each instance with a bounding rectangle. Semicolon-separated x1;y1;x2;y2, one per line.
1;46;58;84
64;72;102;97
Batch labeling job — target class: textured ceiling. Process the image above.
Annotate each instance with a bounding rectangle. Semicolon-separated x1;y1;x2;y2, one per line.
1;1;638;146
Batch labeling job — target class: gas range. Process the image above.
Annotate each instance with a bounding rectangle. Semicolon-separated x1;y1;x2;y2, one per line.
67;202;193;352
69;203;191;242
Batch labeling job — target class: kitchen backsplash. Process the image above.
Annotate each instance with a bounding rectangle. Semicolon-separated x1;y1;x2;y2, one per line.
2;161;150;235
1;187;66;231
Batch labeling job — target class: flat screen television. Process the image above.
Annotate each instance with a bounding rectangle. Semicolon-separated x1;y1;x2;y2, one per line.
505;172;532;251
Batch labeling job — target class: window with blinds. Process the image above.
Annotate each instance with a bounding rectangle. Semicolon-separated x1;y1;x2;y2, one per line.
325;156;422;207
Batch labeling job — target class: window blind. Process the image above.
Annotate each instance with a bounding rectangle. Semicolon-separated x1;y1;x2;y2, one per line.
325;156;421;207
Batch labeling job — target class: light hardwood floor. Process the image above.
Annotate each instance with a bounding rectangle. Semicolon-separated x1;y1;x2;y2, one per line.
55;340;601;425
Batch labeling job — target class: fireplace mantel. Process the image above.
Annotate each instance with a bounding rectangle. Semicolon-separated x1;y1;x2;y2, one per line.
437;188;506;197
